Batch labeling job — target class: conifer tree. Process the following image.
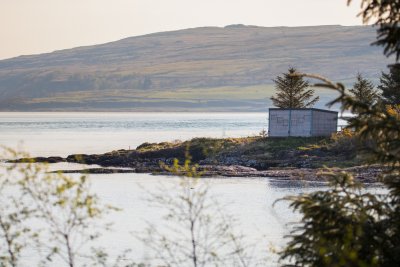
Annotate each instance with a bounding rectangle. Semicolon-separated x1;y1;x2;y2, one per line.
378;66;400;105
270;67;319;108
349;73;378;105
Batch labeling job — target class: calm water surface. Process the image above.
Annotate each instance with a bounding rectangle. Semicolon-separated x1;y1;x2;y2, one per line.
0;112;268;157
0;112;360;266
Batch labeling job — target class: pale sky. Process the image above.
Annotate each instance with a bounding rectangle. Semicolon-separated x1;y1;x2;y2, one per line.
1;0;363;60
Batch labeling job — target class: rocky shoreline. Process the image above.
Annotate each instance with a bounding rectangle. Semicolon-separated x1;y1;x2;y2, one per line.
11;136;383;183
51;164;382;183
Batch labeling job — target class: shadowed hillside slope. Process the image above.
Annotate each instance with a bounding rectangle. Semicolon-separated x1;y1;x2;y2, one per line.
0;25;390;111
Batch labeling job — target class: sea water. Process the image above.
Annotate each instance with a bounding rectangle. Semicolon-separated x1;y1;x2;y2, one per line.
0;112;359;266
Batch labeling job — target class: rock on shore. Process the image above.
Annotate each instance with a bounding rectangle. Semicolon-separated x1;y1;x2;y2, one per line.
10;137;384;182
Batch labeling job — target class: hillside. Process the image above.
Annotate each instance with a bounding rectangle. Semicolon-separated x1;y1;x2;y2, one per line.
0;25;391;111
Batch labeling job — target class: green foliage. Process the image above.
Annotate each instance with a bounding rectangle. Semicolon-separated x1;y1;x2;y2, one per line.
283;1;400;257
184;137;243;161
89;248;144;267
283;67;400;266
378;66;400;105
136;141;181;152
142;157;256;267
239;137;326;156
337;95;400;166
136;135;364;169
18;171;105;266
0;148;134;267
328;129;359;156
0;151;36;267
281;171;383;267
270;67;319;108
349;73;379;106
160;150;202;178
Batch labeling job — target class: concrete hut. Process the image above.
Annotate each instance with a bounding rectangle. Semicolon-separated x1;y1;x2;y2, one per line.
268;108;338;137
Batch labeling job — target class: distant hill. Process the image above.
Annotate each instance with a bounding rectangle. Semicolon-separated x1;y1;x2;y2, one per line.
0;25;391;111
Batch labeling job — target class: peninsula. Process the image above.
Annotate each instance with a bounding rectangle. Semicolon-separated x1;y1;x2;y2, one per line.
14;136;382;183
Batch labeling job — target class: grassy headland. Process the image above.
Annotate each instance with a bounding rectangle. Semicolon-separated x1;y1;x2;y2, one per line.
16;132;381;182
135;134;362;169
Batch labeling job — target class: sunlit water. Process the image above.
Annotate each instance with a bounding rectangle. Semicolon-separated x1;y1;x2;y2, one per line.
0;112;347;157
0;112;269;157
0;112;367;266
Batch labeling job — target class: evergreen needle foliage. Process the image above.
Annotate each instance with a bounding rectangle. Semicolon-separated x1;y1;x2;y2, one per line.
280;72;400;267
270;68;319;108
349;73;378;106
281;171;383;267
378;66;400;105
279;0;400;259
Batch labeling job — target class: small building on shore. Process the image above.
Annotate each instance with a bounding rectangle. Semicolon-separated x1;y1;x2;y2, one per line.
268;108;338;137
